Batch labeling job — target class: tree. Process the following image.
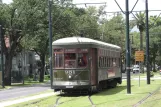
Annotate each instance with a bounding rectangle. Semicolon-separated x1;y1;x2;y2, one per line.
99;14;125;47
134;12;145;50
73;6;99;39
0;2;26;85
19;0;87;82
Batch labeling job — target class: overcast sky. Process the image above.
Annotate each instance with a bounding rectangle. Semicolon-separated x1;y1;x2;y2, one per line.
3;0;161;20
4;0;161;15
73;0;161;16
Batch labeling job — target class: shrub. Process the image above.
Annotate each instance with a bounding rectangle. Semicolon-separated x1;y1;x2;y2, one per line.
150;71;154;77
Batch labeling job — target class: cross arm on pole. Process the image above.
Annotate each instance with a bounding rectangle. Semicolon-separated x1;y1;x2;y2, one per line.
114;0;125;14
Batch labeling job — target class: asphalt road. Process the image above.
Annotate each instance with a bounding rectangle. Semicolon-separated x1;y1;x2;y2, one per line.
0;83;52;101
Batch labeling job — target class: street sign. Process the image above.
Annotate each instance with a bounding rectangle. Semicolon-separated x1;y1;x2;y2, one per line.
135;51;144;62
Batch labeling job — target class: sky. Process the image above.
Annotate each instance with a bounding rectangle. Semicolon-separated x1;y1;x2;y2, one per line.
3;0;161;32
72;0;161;17
3;0;161;17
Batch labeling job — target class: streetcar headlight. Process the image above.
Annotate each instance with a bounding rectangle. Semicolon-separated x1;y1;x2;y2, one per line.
69;75;71;78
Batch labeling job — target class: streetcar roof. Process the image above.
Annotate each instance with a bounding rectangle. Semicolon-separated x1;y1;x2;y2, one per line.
52;36;121;49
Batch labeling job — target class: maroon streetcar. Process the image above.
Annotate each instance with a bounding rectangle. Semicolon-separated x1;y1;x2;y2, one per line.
52;36;122;94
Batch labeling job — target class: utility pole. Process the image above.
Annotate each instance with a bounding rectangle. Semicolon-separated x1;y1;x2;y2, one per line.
48;0;53;88
0;25;4;88
125;0;131;94
145;0;150;84
114;0;132;94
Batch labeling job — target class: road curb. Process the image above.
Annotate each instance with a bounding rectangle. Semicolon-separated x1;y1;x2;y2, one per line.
0;92;58;107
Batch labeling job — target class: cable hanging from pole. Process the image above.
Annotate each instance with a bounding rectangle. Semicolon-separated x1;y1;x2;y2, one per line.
131;12;139;21
114;0;140;14
130;0;139;13
114;0;125;14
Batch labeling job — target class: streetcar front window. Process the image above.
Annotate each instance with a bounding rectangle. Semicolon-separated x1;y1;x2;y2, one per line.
65;53;76;68
54;53;64;68
78;53;87;68
53;48;88;69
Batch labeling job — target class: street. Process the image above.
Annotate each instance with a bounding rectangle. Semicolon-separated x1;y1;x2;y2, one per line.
0;83;51;101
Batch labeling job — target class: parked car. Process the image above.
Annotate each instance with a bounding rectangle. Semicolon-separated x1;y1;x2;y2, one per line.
132;65;140;73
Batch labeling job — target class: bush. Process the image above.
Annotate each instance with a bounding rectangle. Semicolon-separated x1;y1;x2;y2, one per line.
150;71;154;77
44;75;50;80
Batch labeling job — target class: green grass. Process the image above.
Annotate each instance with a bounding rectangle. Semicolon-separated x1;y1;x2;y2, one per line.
7;95;59;107
131;71;160;78
90;80;161;107
9;75;50;87
0;85;2;89
0;85;12;90
5;90;54;106
6;78;161;107
140;87;161;107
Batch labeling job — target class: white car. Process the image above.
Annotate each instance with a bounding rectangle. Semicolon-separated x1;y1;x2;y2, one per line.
133;65;140;73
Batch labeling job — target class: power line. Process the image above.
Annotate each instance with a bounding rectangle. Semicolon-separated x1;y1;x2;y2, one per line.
114;0;125;14
129;0;139;13
73;2;106;5
104;10;161;14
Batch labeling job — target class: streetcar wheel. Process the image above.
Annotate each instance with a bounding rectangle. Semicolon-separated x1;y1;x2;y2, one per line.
111;80;117;88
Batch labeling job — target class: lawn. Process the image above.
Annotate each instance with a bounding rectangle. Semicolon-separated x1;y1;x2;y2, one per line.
9;75;50;87
7;77;161;107
140;86;161;107
90;80;161;107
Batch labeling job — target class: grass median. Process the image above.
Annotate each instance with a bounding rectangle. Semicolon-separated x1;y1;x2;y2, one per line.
7;76;161;107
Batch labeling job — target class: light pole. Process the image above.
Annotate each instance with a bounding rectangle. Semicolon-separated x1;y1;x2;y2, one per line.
125;0;131;94
145;0;150;84
48;0;53;88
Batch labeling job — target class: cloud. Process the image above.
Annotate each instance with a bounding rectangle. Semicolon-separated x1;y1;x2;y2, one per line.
3;0;13;4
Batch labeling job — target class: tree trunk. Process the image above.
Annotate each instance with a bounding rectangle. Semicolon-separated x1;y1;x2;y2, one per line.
29;64;33;78
153;60;156;72
39;54;45;82
140;31;143;50
140;31;144;73
153;53;156;72
4;52;13;85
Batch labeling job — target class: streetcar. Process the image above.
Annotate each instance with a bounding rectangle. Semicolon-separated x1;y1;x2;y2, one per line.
52;36;122;94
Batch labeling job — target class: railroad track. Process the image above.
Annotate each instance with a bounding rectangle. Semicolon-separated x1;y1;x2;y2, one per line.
53;95;81;107
52;94;96;107
53;96;62;107
88;95;96;107
133;86;161;107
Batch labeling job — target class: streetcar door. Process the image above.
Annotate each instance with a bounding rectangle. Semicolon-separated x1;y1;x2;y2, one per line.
90;48;98;85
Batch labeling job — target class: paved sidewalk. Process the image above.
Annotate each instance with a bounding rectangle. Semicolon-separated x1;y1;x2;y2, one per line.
0;92;58;107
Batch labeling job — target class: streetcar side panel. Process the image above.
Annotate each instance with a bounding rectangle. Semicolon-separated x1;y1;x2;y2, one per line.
97;47;122;85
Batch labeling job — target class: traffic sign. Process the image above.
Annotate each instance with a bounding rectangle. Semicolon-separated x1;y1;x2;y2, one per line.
135;51;144;62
